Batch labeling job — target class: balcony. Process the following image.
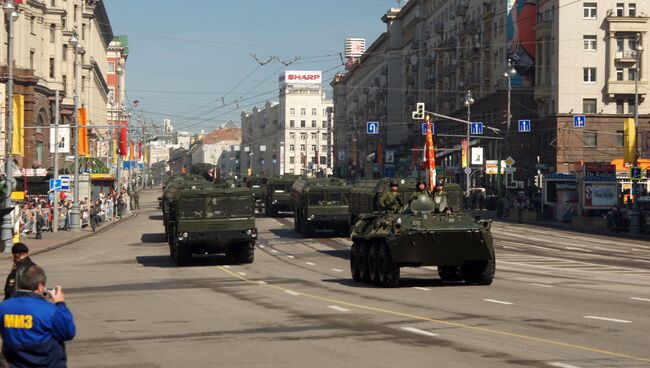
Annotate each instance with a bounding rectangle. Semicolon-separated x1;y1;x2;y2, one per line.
606;79;648;97
607;14;649;33
615;50;638;63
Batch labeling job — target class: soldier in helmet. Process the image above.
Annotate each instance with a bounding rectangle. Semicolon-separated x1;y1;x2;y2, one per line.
378;181;404;213
409;180;431;204
433;182;450;214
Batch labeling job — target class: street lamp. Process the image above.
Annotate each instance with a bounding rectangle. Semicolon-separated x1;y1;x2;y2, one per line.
464;90;474;194
2;0;18;252
504;58;517;157
68;31;82;232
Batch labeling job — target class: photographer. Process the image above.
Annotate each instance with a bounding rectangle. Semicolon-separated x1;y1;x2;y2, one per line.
0;265;76;367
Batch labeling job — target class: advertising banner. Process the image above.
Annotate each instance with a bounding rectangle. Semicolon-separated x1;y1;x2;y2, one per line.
280;71;322;86
583;182;616;209
49;124;71;153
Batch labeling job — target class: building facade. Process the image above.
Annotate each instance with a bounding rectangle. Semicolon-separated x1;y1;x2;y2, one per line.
0;0;114;174
241;71;334;176
105;35;127;158
188;127;241;175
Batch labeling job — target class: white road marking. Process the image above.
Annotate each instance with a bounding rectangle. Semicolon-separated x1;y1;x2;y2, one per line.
501;245;521;250
401;327;439;337
413;287;431;291
630;297;650;302
271;249;279;253
483;299;514;305
328;305;350;312
257;281;267;285
593;246;627;253
530;283;554;288
273;219;283;226
306;262;316;266
584;316;631;324
635;259;650;263
285;290;300;296
223;265;230;269
287;255;295;259
258;245;265;249
565;247;592;253
331;268;343;272
548;363;583;368
237;272;247;276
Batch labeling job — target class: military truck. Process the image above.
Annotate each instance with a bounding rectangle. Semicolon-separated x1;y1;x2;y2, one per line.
165;183;257;266
161;173;211;242
244;175;267;213
349;182;495;287
264;175;298;216
292;177;350;237
349;178;418;226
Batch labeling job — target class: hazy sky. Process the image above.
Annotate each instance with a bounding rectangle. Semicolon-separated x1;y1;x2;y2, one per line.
104;0;401;133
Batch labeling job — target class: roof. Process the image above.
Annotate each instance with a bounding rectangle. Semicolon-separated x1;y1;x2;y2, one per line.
113;35;129;55
201;128;241;145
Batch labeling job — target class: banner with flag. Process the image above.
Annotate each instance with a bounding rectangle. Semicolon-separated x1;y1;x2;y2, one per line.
138;141;143;160
78;107;89;156
11;94;24;155
119;121;127;157
624;118;637;165
425;118;436;191
112;138;117;164
461;139;468;168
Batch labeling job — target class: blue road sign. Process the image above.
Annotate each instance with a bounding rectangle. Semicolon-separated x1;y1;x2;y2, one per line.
518;119;531;132
421;122;435;135
471;122;484;135
49;179;62;191
573;115;586;127
631;166;642;181
367;121;379;134
122;160;136;170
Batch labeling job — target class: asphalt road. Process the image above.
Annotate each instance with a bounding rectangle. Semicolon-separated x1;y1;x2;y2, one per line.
4;189;649;368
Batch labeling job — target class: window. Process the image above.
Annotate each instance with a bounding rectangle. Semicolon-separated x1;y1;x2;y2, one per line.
311;145;317;151
50;0;55;6
230;196;253;217
289;132;295;139
322;121;327;128
310;133;316;140
81;24;86;40
310;120;315;128
323;108;328;116
289;144;295;152
62;15;66;30
583;67;596;82
616;3;624;16
628;99;636;113
616;68;624;80
290;108;295;115
81;76;85;92
616;130;624;147
582;98;597;113
30;16;35;34
583;35;596;50
50;24;56;43
312;108;317;115
179;198;204;219
628;67;637;81
62;44;67;61
320;156;327;165
289;156;295;164
62;75;67;93
300;145;306;152
205;197;228;218
300;108;306;115
583;3;597;19
583;130;597;147
289;120;295;128
300;120;306;128
107;62;114;73
30;51;35;70
36;143;43;164
322;133;328;140
300;133;306;140
49;58;55;78
617;38;624;53
321;145;327;152
629;3;636;16
73;5;77;22
616;99;624;114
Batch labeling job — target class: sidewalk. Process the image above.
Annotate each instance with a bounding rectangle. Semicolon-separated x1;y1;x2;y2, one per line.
0;212;136;260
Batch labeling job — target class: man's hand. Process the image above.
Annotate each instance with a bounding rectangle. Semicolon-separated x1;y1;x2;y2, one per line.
49;286;65;304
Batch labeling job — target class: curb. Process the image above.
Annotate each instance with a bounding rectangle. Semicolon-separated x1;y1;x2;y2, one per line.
1;212;138;259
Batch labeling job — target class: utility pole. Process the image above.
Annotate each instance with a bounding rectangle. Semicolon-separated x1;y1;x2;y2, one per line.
52;91;59;233
2;1;17;251
69;30;81;232
464;90;474;194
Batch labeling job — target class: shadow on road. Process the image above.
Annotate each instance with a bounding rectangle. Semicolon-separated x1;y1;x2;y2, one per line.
141;233;166;243
136;255;238;268
269;229;301;239
148;215;164;221
322;276;465;289
316;249;349;260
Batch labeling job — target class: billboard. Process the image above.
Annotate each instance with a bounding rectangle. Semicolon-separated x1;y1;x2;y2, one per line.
506;0;537;87
279;71;322;86
49;124;71;153
583;183;617;209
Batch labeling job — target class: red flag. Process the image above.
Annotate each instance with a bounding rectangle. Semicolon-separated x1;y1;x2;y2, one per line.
425;117;436;192
119;120;127;157
138;141;143;159
377;143;383;165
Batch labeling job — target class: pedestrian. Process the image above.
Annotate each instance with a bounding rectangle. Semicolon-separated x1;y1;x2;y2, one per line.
35;211;45;239
3;243;36;300
133;191;140;210
0;265;76;367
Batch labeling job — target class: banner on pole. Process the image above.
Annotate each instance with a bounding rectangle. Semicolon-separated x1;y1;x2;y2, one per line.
11;94;24;155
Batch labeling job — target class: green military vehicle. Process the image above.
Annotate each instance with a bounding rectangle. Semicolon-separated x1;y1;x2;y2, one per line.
292;177;350;237
264;175;297;216
161;173;211;243
165;182;257;266
244;175;267;213
349;178;418;226
349;181;495;287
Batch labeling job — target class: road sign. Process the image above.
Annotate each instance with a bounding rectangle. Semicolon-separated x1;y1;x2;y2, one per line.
463;167;472;175
518;119;531;132
503;167;517;173
505;156;516;167
535;163;548;170
573;115;586;127
631;166;642;181
367;121;379;134
421;122;435;135
471;122;484;135
49;179;62;191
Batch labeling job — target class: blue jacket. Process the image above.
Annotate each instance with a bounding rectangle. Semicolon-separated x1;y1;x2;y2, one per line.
0;291;76;368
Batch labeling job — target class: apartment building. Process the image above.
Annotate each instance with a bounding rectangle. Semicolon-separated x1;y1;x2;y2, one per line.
241;71;334;176
0;0;113;171
105;35;128;158
333;0;648;188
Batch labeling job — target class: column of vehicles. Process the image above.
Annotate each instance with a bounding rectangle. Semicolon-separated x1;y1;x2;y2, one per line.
159;167;495;287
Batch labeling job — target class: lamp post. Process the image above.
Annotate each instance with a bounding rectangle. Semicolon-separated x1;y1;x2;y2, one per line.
68;31;82;232
2;0;17;251
279;141;285;176
464;90;474;194
630;33;643;232
115;65;123;194
504;59;516;156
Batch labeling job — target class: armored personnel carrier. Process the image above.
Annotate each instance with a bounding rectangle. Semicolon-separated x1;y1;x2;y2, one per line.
291;177;350;237
165;181;257;266
264;175;298;216
349;182;495;287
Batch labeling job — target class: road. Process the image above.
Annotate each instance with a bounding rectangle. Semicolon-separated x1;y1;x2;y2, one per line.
5;189;649;368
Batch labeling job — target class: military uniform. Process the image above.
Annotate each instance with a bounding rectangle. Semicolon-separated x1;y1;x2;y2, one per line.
378;191;403;213
433;191;449;213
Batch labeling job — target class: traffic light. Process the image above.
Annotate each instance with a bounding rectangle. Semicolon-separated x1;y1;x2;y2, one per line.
412;102;425;120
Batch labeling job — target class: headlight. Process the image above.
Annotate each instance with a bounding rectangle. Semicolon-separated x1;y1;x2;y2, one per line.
273;200;278;204
182;232;189;238
246;229;252;236
309;214;315;220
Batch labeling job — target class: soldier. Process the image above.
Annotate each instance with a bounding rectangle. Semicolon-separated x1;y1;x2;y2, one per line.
378;181;403;213
432;183;450;214
133;190;140;210
409;180;431;204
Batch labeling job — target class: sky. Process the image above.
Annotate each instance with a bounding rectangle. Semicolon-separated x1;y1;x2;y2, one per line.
103;0;403;134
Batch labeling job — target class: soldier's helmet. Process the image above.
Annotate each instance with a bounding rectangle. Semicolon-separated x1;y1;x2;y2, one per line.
389;180;399;187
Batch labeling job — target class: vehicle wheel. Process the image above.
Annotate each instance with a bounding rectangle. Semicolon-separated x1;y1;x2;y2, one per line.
378;243;399;288
359;242;372;283
175;244;192;266
462;259;495;285
350;241;361;281
235;242;255;264
438;266;463;282
305;224;315;237
368;241;381;286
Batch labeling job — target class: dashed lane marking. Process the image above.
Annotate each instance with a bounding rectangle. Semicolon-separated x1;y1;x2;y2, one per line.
401;327;439;337
413;287;431;291
285;290;300;296
257;281;267;285
630;297;650;302
223;265;230;269
548;363;582;368
484;299;514;305
328;305;350;312
565;247;592;253
584;316;632;324
287;255;295;259
306;262;316;266
271;249;279;253
498;254;650;276
237;272;247;276
530;283;554;288
258;245;265;249
217;266;650;364
331;268;343;272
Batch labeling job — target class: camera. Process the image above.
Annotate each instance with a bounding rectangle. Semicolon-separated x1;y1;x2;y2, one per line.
42;288;55;297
